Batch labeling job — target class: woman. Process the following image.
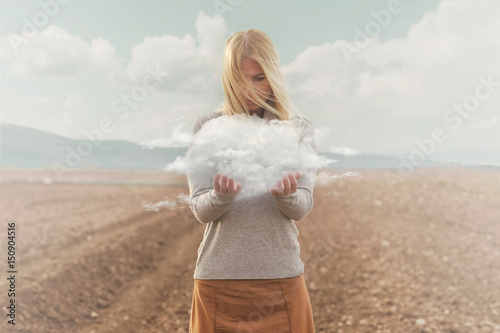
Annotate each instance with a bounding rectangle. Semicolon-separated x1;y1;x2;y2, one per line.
188;28;317;332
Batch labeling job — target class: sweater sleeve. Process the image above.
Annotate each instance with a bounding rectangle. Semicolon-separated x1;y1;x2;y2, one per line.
272;118;317;221
187;115;238;224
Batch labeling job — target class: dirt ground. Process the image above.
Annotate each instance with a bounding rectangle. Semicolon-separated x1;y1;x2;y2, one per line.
0;166;499;333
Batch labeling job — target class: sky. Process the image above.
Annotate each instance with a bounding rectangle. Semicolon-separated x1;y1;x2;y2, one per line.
1;0;499;166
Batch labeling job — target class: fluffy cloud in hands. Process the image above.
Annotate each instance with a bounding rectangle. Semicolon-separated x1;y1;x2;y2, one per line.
168;115;333;198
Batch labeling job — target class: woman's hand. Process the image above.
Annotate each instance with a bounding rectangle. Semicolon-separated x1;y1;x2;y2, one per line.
213;173;242;196
269;171;302;196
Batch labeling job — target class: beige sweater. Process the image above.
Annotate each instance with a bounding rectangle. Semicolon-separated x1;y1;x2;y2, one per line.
187;109;317;279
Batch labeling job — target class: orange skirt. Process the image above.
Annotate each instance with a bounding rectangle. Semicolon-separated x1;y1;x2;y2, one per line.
189;273;315;333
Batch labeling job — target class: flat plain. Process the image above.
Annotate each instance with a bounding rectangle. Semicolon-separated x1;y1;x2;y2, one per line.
0;166;499;333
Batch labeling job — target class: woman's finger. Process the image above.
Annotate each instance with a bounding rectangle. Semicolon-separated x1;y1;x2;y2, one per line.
213;173;242;196
235;182;242;193
219;173;228;194
288;172;298;193
227;177;235;193
270;177;282;196
213;173;221;193
282;173;291;195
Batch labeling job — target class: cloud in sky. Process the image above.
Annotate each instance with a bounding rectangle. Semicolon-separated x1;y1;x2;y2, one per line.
139;123;194;149
1;25;124;78
123;11;226;94
281;0;500;157
1;11;226;94
59;93;92;137
1;0;498;164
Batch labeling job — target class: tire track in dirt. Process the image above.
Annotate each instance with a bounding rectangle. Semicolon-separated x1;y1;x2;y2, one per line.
0;191;199;332
77;207;201;333
0;209;164;293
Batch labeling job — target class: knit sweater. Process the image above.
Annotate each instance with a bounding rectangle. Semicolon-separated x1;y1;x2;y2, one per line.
187;109;317;279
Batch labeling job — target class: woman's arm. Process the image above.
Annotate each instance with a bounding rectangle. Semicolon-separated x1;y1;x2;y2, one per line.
272;171;315;221
272;118;317;221
188;176;238;224
187;115;238;224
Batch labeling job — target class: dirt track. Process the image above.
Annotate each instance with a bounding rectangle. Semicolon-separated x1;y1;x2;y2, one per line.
0;167;499;333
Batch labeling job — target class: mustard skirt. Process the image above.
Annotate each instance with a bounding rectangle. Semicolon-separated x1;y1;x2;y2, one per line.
188;273;315;333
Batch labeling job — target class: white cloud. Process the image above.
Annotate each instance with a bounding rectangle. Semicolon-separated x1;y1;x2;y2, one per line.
315;171;358;186
0;10;226;93
168;114;333;198
0;11;229;145
329;146;361;157
122;11;226;94
59;93;92;138
196;10;226;69
139;123;193;149
282;0;500;161
1;25;124;78
466;116;498;131
35;95;57;107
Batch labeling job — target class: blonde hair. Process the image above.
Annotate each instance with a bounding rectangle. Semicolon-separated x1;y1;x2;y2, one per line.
214;29;307;123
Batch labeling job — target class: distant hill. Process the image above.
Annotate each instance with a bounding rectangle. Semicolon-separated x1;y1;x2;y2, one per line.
0;123;185;170
0;123;451;170
321;152;449;169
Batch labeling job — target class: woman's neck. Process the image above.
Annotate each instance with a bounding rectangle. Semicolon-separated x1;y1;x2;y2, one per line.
250;108;264;118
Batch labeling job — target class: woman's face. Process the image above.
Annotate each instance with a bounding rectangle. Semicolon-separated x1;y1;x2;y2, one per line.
241;58;272;111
